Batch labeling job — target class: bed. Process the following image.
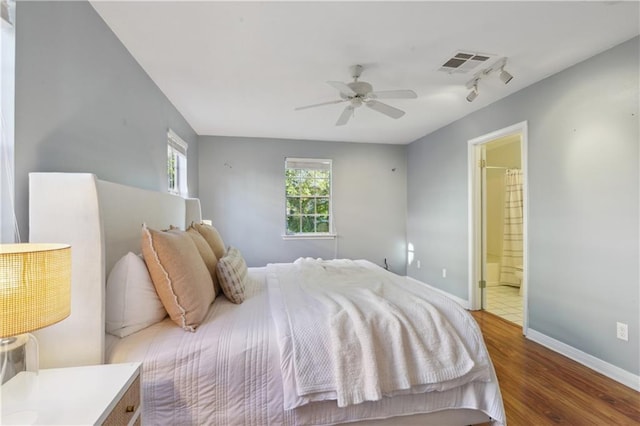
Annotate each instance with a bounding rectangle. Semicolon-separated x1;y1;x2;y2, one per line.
29;173;506;425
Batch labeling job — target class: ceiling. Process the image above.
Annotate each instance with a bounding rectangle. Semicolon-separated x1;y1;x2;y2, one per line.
90;1;639;145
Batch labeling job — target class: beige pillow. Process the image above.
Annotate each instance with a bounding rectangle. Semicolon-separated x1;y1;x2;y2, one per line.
192;222;226;260
141;225;214;331
186;227;221;296
216;246;248;304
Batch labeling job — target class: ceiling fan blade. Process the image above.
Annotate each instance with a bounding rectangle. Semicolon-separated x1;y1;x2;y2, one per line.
327;81;357;96
366;100;405;119
369;89;417;99
335;105;355;126
294;99;346;111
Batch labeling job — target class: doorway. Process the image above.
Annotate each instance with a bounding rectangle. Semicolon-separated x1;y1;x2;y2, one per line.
468;122;528;332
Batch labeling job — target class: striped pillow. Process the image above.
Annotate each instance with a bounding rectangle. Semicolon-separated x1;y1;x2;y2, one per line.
215;247;248;304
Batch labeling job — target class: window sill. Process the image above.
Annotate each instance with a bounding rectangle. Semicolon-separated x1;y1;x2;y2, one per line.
282;233;337;240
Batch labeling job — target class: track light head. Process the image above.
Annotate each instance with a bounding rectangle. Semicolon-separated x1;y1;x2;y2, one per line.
499;68;513;84
466;84;478;102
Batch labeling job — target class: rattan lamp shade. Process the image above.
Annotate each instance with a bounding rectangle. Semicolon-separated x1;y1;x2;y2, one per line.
0;243;71;338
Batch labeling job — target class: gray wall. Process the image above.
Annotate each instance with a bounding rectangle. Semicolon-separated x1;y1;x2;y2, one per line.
14;1;198;240
199;136;407;274
12;0;638;378
407;37;639;375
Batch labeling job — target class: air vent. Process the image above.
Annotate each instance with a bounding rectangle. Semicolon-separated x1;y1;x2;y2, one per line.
439;51;498;74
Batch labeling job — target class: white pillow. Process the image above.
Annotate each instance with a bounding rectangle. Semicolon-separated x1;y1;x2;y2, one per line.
106;252;167;337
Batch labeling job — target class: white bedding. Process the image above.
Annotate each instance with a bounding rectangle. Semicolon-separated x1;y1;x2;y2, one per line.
108;266;506;426
268;259;492;409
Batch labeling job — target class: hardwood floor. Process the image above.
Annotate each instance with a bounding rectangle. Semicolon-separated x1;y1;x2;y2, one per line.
471;310;640;425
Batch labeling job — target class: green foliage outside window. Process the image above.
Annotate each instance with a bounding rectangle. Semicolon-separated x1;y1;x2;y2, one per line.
168;147;177;193
285;167;331;234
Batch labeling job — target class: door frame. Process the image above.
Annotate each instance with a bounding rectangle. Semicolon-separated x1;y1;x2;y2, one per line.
467;121;529;334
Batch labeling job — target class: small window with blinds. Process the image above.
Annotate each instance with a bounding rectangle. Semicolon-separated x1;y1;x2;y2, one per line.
285;158;334;237
167;129;188;197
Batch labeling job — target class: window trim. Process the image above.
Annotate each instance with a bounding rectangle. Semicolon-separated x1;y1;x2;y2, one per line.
167;129;188;197
281;233;336;240
168;129;188;154
283;157;335;239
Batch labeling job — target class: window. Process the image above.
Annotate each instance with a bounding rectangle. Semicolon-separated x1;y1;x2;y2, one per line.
1;0;16;243
167;129;188;197
285;158;333;237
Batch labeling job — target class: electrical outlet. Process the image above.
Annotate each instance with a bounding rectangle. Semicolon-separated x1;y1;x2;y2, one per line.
442;268;447;278
416;260;421;269
616;322;628;341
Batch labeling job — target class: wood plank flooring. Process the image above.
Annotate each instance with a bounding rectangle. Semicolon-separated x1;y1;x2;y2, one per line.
471;310;640;425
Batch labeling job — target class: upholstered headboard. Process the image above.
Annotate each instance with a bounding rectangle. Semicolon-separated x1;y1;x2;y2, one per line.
29;173;202;368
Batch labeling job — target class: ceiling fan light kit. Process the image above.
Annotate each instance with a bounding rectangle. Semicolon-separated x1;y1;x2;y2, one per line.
295;64;417;126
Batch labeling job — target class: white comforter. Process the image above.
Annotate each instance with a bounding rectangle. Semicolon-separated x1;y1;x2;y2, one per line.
268;259;492;409
108;266;506;426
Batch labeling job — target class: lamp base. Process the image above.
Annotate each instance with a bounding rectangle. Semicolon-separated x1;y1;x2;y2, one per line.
0;334;38;385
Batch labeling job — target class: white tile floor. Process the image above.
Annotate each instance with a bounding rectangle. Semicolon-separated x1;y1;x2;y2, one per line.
485;285;523;326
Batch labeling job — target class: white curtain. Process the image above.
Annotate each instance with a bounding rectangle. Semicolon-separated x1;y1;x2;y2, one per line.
499;169;523;289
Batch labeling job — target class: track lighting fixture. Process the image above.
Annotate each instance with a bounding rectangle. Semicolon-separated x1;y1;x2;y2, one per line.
463;57;513;101
499;67;513;85
466;82;479;102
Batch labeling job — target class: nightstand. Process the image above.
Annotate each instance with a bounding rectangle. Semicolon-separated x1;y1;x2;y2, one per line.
1;362;141;425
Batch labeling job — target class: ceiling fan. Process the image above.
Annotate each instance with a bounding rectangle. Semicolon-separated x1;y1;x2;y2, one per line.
295;65;418;126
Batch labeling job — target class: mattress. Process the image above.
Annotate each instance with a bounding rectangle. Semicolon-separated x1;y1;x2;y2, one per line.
107;266;505;425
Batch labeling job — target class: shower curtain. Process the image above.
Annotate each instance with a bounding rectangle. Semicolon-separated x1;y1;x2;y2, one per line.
499;169;523;291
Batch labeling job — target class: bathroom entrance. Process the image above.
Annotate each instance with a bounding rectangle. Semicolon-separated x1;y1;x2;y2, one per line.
469;122;527;331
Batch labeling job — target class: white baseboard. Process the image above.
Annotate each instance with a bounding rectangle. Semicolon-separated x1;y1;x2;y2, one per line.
527;328;640;392
405;276;470;309
404;276;639;392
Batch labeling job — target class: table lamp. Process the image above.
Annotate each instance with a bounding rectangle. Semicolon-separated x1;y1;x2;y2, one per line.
0;243;71;385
